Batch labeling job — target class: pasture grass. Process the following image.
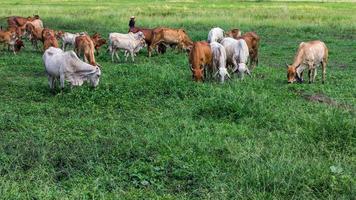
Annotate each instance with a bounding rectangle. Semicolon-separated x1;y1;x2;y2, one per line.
0;0;355;199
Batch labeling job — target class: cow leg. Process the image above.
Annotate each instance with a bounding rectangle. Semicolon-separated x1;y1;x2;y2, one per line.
313;68;317;83
111;49;115;62
60;74;65;89
321;61;326;84
308;69;312;84
48;76;54;90
115;49;120;62
130;50;135;62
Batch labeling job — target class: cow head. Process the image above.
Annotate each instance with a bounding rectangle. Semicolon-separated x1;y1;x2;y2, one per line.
214;67;231;83
55;30;64;40
190;65;204;82
225;29;241;39
89;66;101;87
286;63;299;84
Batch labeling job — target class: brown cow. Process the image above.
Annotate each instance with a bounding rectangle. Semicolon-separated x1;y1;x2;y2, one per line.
74;35;97;66
6;15;39;27
188;41;212;82
25;23;43;49
6;25;24;38
42;29;58;51
0;30;18;54
149;28;193;57
227;30;260;69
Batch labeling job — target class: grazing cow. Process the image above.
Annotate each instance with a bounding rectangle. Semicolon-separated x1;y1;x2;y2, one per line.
210;42;230;83
74;35;98;66
0;30;18;54
188;41;212;82
225;28;241;39
108;31;146;62
43;47;101;90
25;23;44;49
221;37;251;79
94;38;106;55
149;28;193;57
287;40;328;84
129;26;167;55
207;27;224;43
227;30;260;69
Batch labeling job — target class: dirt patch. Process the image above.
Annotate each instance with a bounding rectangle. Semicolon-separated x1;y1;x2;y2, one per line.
292;89;355;112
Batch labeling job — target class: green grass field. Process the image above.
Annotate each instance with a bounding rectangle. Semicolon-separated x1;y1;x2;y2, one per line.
0;0;355;199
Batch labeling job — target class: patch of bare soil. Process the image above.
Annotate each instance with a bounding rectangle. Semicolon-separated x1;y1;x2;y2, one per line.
292;89;355;112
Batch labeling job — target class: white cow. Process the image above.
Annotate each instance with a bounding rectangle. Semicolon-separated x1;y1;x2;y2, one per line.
43;47;101;90
60;32;80;51
207;27;224;43
210;42;230;83
108;31;145;62
220;37;251;79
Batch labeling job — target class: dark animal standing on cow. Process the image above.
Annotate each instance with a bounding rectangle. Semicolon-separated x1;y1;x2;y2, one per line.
227;30;260;70
129;16;135;29
287;40;328;84
188;41;212;82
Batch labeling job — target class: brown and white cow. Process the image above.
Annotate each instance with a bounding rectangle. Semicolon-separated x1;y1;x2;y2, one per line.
188;41;212;82
149;28;193;57
287;40;328;84
227;30;260;69
25;23;44;49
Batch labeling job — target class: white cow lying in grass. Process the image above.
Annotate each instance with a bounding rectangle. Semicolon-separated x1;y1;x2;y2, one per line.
207;27;224;43
210;42;230;83
221;37;251;79
43;47;101;90
108;31;145;62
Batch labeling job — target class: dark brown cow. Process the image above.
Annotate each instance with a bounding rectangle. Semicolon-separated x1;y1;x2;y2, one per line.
227;30;260;69
188;41;212;82
149;28;193;57
6;15;39;27
43;32;59;51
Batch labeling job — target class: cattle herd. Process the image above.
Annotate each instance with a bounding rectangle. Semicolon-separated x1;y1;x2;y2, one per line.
0;15;329;90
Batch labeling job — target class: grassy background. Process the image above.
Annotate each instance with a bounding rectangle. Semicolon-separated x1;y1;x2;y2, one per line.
0;0;355;199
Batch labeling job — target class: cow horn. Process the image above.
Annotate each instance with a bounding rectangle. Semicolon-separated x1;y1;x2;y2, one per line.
285;62;289;68
96;63;102;68
190;66;194;71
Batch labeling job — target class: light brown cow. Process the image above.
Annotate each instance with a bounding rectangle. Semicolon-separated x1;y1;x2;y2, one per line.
0;30;18;54
287;40;328;84
225;28;241;39
149;28;193;57
227;30;260;69
74;35;97;66
6;15;38;27
188;41;212;82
